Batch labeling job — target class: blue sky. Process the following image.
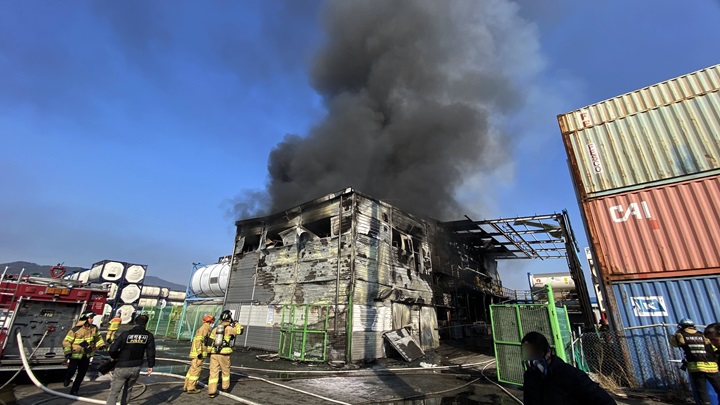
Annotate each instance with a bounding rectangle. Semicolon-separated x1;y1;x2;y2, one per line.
1;1;719;290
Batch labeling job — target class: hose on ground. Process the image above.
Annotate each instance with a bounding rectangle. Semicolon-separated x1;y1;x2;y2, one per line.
155;356;493;375
0;329;50;391
151;372;263;405
17;333;261;405
157;356;500;405
155;357;350;404
17;332;107;404
480;360;523;405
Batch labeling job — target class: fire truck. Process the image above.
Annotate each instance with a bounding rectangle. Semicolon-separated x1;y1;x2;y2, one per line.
0;266;108;370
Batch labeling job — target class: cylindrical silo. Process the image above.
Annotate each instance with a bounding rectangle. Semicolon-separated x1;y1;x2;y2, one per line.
167;291;186;301
125;265;146;283
88;261;125;282
118;305;135;324
120;284;141;304
529;272;576;291
138;298;158;307
141;285;161;298
189;263;230;298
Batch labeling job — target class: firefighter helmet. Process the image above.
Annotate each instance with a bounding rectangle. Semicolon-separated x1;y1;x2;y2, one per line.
80;311;96;321
220;310;232;322
678;318;695;328
203;314;216;323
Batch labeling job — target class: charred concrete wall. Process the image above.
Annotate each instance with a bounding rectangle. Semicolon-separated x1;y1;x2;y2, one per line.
224;189;504;361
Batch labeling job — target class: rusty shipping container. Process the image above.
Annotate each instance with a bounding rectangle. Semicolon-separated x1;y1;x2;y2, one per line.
559;64;720;200
583;174;720;282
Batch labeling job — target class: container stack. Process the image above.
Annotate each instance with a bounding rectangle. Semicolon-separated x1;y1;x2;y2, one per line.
139;285;170;308
138;285;187;307
83;260;147;324
558;64;720;387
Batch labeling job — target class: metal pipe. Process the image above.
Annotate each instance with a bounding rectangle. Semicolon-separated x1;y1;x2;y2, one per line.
334;196;342;336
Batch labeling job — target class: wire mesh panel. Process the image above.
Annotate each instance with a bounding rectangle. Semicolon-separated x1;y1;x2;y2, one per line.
491;306;521;343
278;305;329;362
491;304;552;385
495;340;524;385
518;306;554;345
491;303;569;386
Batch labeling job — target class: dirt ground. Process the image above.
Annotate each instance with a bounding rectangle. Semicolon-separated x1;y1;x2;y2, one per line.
0;336;687;405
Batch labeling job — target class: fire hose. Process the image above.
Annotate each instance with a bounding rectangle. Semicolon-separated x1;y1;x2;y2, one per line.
17;332;261;405
155;356;512;405
0;329;51;391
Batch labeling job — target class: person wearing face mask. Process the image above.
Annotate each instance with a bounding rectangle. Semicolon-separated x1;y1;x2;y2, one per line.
521;331;616;405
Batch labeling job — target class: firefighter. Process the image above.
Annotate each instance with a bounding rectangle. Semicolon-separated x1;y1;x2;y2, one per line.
106;310;122;344
184;314;215;394
207;310;242;398
63;310;106;396
670;318;720;404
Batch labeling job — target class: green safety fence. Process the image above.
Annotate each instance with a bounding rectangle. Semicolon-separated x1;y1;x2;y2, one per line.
278;304;329;362
139;304;224;341
490;285;574;386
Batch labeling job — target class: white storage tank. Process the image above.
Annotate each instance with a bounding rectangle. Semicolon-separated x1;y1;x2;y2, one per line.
118;305;136;324
190;263;230;298
79;271;90;284
530;272;576;291
102;283;119;301
141;285;161;298
159;287;170;298
138;298;158;307
167;291;187;301
166;301;184;307
125;265;146;283
120;284;141;304
88;261;125;282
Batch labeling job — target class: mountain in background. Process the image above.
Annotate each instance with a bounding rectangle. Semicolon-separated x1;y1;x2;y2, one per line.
1;261;186;291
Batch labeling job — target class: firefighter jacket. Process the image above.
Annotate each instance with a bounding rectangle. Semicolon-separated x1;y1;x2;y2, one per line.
63;322;105;359
108;317;122;332
670;327;719;373
209;322;237;355
109;325;156;368
189;322;212;358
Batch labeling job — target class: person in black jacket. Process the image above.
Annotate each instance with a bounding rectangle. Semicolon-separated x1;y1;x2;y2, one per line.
105;315;156;405
521;331;616;405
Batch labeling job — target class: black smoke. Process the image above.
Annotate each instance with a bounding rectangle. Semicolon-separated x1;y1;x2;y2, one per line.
237;0;542;220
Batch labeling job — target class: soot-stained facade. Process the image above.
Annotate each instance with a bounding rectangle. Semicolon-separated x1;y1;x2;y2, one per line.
224;188;513;362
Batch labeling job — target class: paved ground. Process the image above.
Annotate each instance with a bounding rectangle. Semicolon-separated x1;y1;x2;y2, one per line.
0;336;687;404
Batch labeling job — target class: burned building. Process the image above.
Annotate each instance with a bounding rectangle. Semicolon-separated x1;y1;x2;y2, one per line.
223;188;589;362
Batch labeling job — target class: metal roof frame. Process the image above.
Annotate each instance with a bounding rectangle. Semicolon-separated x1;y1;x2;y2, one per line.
441;211;594;326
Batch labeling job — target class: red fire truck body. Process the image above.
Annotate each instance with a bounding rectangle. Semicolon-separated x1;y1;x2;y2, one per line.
0;271;108;370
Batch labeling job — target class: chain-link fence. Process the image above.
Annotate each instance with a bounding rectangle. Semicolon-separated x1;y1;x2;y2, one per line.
577;325;687;391
138;304;224;341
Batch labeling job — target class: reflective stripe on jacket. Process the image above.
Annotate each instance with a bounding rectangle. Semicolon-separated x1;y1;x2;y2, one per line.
62;322;105;359
670;328;719;373
189;322;212;358
209;322;237;355
108;317;122;331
